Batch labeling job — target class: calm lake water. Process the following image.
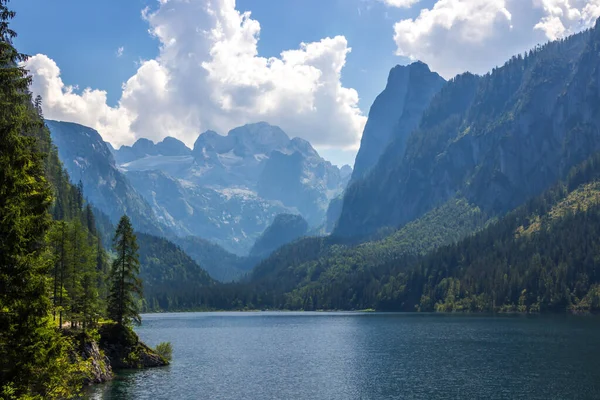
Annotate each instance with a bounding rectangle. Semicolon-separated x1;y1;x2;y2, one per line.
88;312;600;399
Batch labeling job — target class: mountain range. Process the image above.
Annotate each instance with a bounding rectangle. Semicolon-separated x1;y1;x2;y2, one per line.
46;120;168;237
336;27;599;239
45;20;600;312
190;20;600;312
47;120;350;256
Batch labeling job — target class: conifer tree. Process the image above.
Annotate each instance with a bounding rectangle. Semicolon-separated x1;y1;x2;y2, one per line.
96;235;109;303
47;220;67;322
34;94;43;118
108;215;143;326
84;203;96;244
70;219;99;331
0;1;75;396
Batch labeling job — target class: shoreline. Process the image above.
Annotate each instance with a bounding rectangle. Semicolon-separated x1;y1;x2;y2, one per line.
139;309;600;316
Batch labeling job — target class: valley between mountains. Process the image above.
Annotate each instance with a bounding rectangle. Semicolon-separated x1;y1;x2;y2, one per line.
46;20;600;313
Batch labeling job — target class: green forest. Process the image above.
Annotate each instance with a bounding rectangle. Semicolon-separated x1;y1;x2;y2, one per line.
0;3;166;397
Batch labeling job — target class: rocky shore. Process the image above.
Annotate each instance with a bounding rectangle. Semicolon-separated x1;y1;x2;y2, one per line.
76;323;169;385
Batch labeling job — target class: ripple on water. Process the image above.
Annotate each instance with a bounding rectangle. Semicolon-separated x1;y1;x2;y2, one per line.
87;312;600;400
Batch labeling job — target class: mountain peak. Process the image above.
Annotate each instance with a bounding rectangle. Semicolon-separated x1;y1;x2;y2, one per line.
156;136;191;156
228;122;290;143
340;164;353;178
129;138;158;157
290;137;318;158
387;62;437;88
193;123;291;157
352;62;446;182
408;60;430;70
386;64;411;90
162;136;182;143
132;138;155;148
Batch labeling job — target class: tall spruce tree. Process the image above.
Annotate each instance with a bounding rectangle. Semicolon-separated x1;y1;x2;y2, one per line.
108;215;143;326
0;1;76;397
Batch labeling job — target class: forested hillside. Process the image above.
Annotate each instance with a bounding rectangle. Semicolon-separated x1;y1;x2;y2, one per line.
377;152;600;313
194;197;488;310
194;151;600;312
136;233;215;311
337;24;600;239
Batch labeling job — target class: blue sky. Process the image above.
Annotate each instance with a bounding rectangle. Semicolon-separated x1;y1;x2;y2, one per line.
14;0;599;167
13;0;430;167
13;0;159;108
14;0;428;110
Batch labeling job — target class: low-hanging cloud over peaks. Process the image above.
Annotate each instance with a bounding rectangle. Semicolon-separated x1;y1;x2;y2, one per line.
24;0;600;151
24;0;366;150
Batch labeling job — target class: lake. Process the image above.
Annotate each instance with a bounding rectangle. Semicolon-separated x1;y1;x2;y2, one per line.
87;312;600;399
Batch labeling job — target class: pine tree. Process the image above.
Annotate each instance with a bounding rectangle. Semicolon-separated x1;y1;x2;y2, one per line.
47;220;67;323
66;220;84;328
75;180;83;212
70;219;99;331
84;203;96;244
96;235;109;304
34;94;43;118
0;1;75;397
108;215;143;326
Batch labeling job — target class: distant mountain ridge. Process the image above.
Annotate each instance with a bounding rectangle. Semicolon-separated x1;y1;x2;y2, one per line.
250;214;309;258
47;119;349;256
111;122;350;253
46;120;168;237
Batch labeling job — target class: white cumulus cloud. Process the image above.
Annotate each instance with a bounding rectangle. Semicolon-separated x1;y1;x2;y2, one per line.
379;0;421;8
116;46;124;57
25;54;133;145
24;0;366;150
533;0;600;40
392;0;600;79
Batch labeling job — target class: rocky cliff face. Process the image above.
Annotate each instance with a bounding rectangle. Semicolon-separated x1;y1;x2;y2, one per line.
337;25;600;239
99;323;168;370
46;120;168;237
351;62;445;182
80;340;113;385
